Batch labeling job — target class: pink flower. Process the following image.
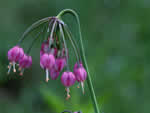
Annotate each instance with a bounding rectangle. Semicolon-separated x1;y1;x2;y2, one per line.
50;68;59;80
73;62;83;73
7;46;24;74
19;54;32;76
40;53;55;82
61;71;76;99
74;62;87;94
55;58;66;72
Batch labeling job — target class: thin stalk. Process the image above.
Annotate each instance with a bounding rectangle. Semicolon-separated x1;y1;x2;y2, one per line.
63;24;80;64
59;23;70;71
26;24;47;54
64;24;82;61
18;17;51;45
26;31;42;54
49;20;57;48
57;9;100;113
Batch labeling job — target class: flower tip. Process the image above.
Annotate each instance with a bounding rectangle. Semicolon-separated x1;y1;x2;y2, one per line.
66;94;71;100
19;73;23;76
18;67;22;71
45;78;49;82
77;86;80;88
81;82;85;94
13;69;16;73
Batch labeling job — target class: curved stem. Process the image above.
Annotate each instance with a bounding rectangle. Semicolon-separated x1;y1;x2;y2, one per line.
18;17;51;45
64;24;82;62
26;24;47;54
57;9;100;113
59;23;70;71
63;24;80;65
49;20;57;48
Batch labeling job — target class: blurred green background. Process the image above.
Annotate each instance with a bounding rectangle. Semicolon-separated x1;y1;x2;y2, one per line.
0;0;149;113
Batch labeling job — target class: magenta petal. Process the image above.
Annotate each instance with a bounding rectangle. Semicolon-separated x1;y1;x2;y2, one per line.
61;71;76;87
8;46;24;62
55;58;66;72
19;54;32;68
40;53;55;69
50;68;59;80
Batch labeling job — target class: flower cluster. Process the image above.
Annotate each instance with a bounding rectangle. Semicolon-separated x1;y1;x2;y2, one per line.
7;46;32;75
7;17;87;99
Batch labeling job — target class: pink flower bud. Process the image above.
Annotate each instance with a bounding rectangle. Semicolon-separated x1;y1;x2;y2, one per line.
55;58;66;72
19;54;32;76
74;65;87;82
74;62;87;94
61;71;76;100
50;68;59;80
8;46;24;62
40;53;55;69
7;46;24;74
40;53;55;82
61;71;76;87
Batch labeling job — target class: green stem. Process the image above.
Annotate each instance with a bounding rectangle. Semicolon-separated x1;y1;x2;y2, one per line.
63;25;80;65
26;24;47;54
18;17;51;45
59;23;70;71
57;9;100;113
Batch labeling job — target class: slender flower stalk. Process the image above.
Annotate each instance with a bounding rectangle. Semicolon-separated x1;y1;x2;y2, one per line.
59;23;70;71
57;9;100;113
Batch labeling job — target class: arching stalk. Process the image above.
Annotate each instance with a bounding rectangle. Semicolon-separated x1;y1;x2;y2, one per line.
63;24;80;65
18;17;51;45
57;9;100;113
59;23;70;71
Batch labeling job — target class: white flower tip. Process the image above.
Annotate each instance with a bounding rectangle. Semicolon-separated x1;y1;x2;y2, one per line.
46;78;49;82
13;69;16;73
77;86;80;88
66;94;71;100
19;73;23;76
18;67;22;71
81;82;85;94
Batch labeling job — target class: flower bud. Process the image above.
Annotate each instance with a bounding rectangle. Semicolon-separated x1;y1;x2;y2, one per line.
55;58;66;72
74;62;87;94
19;54;32;76
40;53;55;82
7;46;24;74
50;68;59;80
61;71;76;99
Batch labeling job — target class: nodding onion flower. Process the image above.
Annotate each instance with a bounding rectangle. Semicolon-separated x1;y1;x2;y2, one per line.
7;10;87;100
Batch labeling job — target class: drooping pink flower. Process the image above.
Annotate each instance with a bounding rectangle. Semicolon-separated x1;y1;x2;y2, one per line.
55;58;66;72
19;54;32;76
40;53;55;82
7;46;24;74
74;62;87;94
50;68;60;80
61;71;76;99
73;62;83;73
